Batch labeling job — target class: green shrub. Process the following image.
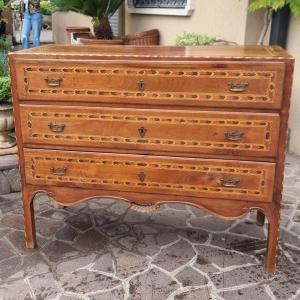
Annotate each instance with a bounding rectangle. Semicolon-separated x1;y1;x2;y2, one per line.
176;32;217;46
0;52;8;77
0;76;11;103
0;35;13;52
40;0;55;15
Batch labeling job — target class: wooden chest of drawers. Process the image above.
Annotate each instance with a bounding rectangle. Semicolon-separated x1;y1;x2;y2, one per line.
9;45;294;274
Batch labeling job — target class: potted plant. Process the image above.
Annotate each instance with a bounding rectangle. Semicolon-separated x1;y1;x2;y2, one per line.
248;0;300;46
175;32;236;46
51;0;125;44
0;34;15;149
40;0;54;30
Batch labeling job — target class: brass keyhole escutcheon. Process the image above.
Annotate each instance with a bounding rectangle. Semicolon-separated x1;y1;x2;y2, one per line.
137;80;145;92
138;172;146;183
138;126;147;138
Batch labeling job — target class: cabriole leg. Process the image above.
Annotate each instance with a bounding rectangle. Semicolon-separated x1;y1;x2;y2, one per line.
22;186;36;249
256;211;265;226
265;206;280;274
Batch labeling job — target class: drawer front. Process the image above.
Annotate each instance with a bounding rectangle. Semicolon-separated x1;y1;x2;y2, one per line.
24;150;275;202
21;105;280;157
16;61;285;109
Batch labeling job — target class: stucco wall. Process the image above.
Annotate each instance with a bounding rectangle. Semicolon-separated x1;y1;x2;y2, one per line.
52;11;92;44
287;17;300;154
125;0;250;45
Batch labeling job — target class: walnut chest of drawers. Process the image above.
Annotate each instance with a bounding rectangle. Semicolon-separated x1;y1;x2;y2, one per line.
9;45;294;274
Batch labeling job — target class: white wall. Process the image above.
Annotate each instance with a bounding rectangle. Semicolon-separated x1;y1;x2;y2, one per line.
125;0;250;45
287;17;300;154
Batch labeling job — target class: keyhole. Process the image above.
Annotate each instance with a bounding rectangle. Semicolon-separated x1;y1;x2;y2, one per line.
138;172;146;182
138;127;147;138
137;80;145;92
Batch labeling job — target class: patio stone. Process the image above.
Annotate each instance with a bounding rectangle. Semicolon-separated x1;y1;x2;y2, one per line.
73;229;107;252
210;265;268;288
190;215;234;231
210;233;266;253
0;193;22;213
124;209;151;223
42;240;79;263
150;209;191;227
117;235;138;251
128;267;179;300
29;272;59;300
0;256;22;281
174;287;212;300
175;266;208;287
101;222;131;237
0;172;10;195
89;287;125;300
152;239;195;272
105;201;129;216
39;208;70;220
218;285;272;300
0;279;32;300
193;255;220;274
0;228;10;238
177;227;209;243
0;213;24;230
113;247;149;279
134;234;161;256
35;217;63;237
21;252;50;278
6;230;46;256
280;228;300;248
59;269;121;294
229;220;266;239
55;225;78;242
3;168;21;192
56;253;97;275
156;231;179;246
92;252;114;273
195;245;257;269
0;239;15;262
59;295;82;300
66;213;93;232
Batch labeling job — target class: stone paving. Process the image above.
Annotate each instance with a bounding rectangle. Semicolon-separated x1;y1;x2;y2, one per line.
0;154;299;300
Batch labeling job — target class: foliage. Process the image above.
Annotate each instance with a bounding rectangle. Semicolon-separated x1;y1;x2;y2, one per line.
0;52;8;77
176;32;217;46
50;0;124;22
40;0;55;15
0;35;13;52
248;0;300;16
0;76;11;103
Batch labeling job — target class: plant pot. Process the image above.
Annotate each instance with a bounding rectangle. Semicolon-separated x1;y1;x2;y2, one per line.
0;104;16;149
80;37;124;45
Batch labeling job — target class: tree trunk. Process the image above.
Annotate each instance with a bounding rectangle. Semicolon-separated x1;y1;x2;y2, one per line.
258;8;273;45
93;16;113;40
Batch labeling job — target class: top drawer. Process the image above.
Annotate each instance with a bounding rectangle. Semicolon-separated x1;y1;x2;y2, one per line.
15;61;285;109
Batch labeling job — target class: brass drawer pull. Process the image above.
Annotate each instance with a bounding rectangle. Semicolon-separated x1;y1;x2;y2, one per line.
228;81;249;92
220;177;240;188
138;126;147;138
137;80;146;92
50;167;67;176
138;171;146;182
44;77;63;87
48;123;66;132
224;131;245;141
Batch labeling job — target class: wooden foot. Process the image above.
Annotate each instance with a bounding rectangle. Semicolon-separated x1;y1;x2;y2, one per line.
256;211;265;226
22;187;37;249
265;206;280;274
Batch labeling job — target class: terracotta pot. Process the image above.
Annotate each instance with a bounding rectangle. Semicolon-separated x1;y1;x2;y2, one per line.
80;37;124;45
0;104;16;149
66;27;91;44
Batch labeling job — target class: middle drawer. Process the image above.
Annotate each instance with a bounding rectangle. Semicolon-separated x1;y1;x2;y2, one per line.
20;105;280;157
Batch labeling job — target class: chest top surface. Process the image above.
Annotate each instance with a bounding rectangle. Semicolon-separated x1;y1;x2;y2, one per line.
9;45;293;62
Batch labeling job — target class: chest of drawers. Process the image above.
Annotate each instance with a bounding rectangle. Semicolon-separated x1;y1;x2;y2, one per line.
9;45;294;274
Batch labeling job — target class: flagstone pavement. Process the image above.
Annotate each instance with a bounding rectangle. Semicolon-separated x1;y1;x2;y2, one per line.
0;154;299;300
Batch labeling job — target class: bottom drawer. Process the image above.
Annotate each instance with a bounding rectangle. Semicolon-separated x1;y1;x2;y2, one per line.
24;149;275;202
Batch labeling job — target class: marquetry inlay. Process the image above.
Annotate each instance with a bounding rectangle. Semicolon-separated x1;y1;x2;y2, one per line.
22;66;277;104
26;154;270;198
26;111;274;152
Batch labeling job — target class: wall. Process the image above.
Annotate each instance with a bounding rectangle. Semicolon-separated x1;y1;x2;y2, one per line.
52;11;92;44
287;17;300;154
125;0;250;45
